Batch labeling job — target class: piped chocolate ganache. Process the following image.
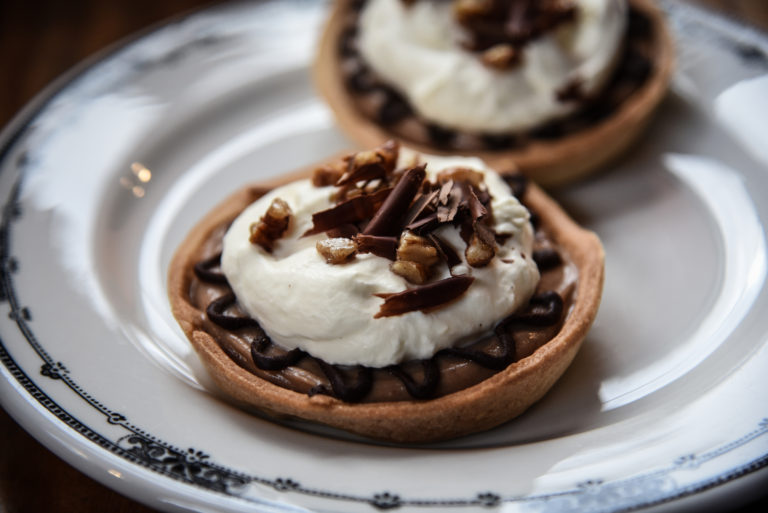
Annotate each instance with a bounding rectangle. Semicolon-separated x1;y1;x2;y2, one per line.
184;141;577;403
338;0;657;151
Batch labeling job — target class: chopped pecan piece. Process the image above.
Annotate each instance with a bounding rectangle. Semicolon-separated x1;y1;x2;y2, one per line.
249;198;292;252
397;231;439;266
466;233;495;267
316;237;358;264
391;231;439;284
337;140;399;186
465;222;496;267
454;0;494;20
391;260;430;284
312;162;345;187
481;44;521;69
436;167;485;188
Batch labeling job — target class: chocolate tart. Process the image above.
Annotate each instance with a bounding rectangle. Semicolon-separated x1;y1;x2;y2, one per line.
168;148;604;443
314;0;674;187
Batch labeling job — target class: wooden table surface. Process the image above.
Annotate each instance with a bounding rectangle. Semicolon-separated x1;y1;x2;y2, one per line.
1;1;767;512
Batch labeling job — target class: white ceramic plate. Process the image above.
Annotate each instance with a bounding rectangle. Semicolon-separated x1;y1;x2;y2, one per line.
1;1;767;512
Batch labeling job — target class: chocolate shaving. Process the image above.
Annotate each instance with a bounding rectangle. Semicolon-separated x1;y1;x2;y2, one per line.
355;234;398;260
437;182;462;223
426;233;462;269
374;275;475;318
335;160;387;187
505;1;532;42
406;211;439;234
335;162;387;187
403;188;439;227
438;179;453;205
474;220;497;247
303;187;391;236
363;164;426;237
461;181;488;222
475;186;492;207
326;223;360;239
459;217;475;245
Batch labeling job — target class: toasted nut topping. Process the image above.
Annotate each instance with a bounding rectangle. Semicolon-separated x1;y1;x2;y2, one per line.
391;231;440;283
454;0;493;20
249;198;292;252
342;140;399;179
465;232;495;267
391;260;430;284
350;149;384;170
312;163;345;187
436;167;485;188
481;44;520;69
317;237;358;264
397;231;439;266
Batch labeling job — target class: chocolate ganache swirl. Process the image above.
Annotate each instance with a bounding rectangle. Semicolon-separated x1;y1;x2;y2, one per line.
186;174;577;403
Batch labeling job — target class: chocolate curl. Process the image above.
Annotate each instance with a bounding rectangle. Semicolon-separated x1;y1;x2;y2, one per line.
460;181;488;222
505;0;532;42
426;233;462;269
326;223;360;239
355;234;398;261
406;211;439;234
363;164;427;237
303;187;391;237
374;275;474;318
403;188;439;227
437;181;462;223
335;162;386;187
474;219;497;248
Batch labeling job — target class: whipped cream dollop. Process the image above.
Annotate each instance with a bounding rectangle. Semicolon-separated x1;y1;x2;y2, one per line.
357;0;627;133
221;152;539;368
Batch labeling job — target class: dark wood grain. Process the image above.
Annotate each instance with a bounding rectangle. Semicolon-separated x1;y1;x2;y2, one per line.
0;1;766;513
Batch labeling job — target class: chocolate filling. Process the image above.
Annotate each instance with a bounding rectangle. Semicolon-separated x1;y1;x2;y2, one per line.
185;176;577;403
337;1;656;151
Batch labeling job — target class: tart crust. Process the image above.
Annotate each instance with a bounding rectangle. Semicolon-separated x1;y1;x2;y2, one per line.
168;154;605;443
314;0;674;187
